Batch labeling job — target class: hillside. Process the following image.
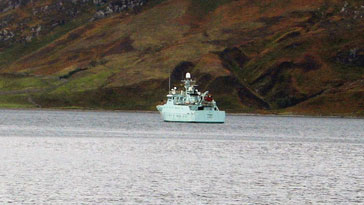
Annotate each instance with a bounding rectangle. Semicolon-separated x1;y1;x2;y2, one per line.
0;0;363;116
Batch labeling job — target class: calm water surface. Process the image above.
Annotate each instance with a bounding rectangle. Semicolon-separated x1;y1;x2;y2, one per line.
0;109;363;204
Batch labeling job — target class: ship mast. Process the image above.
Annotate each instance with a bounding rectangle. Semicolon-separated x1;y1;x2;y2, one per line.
169;73;171;92
168;68;171;92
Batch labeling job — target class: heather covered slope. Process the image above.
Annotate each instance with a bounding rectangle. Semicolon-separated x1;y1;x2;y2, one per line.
0;0;363;116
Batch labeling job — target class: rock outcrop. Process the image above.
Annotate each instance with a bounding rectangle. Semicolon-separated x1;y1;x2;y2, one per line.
0;0;148;47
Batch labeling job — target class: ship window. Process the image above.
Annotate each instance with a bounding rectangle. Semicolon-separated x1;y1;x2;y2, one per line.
198;107;204;110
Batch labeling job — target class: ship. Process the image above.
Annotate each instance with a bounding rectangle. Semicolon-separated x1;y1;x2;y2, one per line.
156;73;225;123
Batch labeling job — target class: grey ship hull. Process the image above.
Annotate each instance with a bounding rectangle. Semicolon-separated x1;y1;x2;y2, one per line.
157;72;225;123
157;105;225;123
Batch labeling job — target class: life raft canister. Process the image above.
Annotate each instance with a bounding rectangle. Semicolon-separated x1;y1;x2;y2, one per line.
204;95;213;102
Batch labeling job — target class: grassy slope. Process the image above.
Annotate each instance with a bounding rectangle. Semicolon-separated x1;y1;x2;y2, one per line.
0;0;363;115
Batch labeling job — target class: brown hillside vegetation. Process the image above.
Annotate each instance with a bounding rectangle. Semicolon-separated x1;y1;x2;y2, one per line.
0;0;363;116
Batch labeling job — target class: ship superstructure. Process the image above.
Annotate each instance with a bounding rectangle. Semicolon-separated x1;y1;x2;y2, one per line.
156;73;225;123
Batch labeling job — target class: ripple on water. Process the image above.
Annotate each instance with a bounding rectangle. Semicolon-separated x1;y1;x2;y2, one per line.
0;110;363;204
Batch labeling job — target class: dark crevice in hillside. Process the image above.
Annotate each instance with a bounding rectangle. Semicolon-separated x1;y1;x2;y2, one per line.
271;90;305;109
208;76;270;109
188;0;235;19
258;16;284;25
195;73;213;91
289;10;311;18
293;11;328;31
284;42;303;50
204;28;274;47
171;61;194;85
299;55;321;71
306;12;323;25
297;90;326;105
253;55;321;96
104;36;135;56
335;48;364;67
203;39;232;46
252;61;294;95
219;47;249;69
59;67;88;80
274;88;328;109
218;47;271;109
249;55;323;109
277;31;301;43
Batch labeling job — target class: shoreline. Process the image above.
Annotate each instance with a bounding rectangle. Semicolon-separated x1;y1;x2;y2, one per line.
1;107;363;119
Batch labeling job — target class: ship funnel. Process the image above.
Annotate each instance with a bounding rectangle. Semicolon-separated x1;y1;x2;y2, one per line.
186;72;191;79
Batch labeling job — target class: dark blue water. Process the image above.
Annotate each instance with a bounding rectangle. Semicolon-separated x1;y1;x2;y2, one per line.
0;109;363;204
